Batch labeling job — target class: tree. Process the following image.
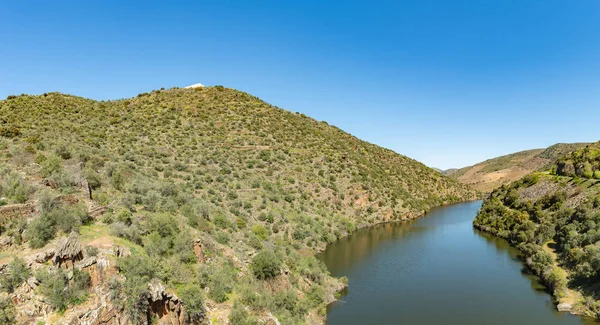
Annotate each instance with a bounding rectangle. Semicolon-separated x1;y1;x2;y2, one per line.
250;250;281;280
0;258;30;293
179;285;205;322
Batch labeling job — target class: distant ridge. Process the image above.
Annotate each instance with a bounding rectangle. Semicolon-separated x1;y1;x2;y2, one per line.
449;143;590;192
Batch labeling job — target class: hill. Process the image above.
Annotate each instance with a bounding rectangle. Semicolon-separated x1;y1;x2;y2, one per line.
449;143;589;192
0;86;477;325
474;141;600;317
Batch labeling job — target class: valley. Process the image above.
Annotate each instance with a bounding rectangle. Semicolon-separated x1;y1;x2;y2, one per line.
0;87;476;324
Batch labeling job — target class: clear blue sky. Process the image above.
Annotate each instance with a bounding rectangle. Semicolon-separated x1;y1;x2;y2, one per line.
1;1;599;169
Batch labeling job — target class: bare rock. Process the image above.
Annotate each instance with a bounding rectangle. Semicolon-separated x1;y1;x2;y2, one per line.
0;235;13;247
264;312;281;325
53;233;83;267
34;250;55;264
26;276;39;289
115;246;131;257
75;257;97;270
193;239;205;263
148;279;166;302
557;302;573;312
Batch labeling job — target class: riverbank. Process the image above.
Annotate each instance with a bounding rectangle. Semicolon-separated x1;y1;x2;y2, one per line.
321;201;595;325
473;223;596;318
318;199;481;323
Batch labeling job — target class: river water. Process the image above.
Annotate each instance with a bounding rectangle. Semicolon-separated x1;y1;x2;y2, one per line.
319;201;597;325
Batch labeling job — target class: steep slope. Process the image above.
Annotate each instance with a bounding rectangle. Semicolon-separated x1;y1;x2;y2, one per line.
474;141;600;317
450;143;589;192
0;87;477;325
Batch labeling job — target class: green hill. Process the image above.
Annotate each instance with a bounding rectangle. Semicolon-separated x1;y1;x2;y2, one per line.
0;86;476;324
474;141;600;317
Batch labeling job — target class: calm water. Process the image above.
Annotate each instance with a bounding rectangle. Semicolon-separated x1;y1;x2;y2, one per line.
319;201;598;325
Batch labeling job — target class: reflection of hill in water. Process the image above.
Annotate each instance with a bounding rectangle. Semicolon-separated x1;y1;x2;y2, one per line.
318;220;429;274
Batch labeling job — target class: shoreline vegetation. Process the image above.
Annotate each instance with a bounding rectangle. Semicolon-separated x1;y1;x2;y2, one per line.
0;86;477;324
474;142;600;318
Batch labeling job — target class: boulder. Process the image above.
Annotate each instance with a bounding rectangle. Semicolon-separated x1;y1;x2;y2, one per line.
557;302;572;312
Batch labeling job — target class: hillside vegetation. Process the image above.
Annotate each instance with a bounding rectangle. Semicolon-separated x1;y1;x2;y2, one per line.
474;142;600;317
448;143;589;192
0;86;476;324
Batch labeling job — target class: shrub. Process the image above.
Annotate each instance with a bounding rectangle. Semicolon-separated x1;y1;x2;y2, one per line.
55;145;72;160
84;168;102;190
1;173;33;203
229;302;258;325
116;255;160;322
250;250;281;280
0;258;30;293
85;246;99;257
36;268;90;311
178;285;205;322
143;231;172;257
0;296;16;325
0;125;21;138
24;215;55;248
40;155;63;178
251;225;268;240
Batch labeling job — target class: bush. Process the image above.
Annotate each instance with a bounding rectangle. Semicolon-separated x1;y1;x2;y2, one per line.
0;258;30;293
0;125;21;138
40;154;63;178
36;268;90;311
250;250;281;280
24;215;55;248
117;255;159;322
55;145;72;160
251;225;268;240
229;302;258;325
0;296;16;324
1;173;33;203
178;285;205;322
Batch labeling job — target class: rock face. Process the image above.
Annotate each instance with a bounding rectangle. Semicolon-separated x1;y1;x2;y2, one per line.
147;279;203;325
193;239;205;263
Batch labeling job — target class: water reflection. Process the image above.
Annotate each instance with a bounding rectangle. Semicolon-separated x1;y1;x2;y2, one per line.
320;201;598;325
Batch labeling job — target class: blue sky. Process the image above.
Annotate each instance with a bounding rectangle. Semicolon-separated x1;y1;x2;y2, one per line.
1;1;599;169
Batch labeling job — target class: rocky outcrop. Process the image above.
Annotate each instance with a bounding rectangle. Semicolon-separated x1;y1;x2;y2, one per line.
147;279;195;325
193;239;205;263
53;233;84;268
87;202;108;220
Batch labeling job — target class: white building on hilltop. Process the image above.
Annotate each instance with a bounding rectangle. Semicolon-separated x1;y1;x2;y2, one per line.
184;83;205;89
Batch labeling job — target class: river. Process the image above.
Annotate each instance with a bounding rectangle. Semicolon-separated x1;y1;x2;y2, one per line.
319;201;598;325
